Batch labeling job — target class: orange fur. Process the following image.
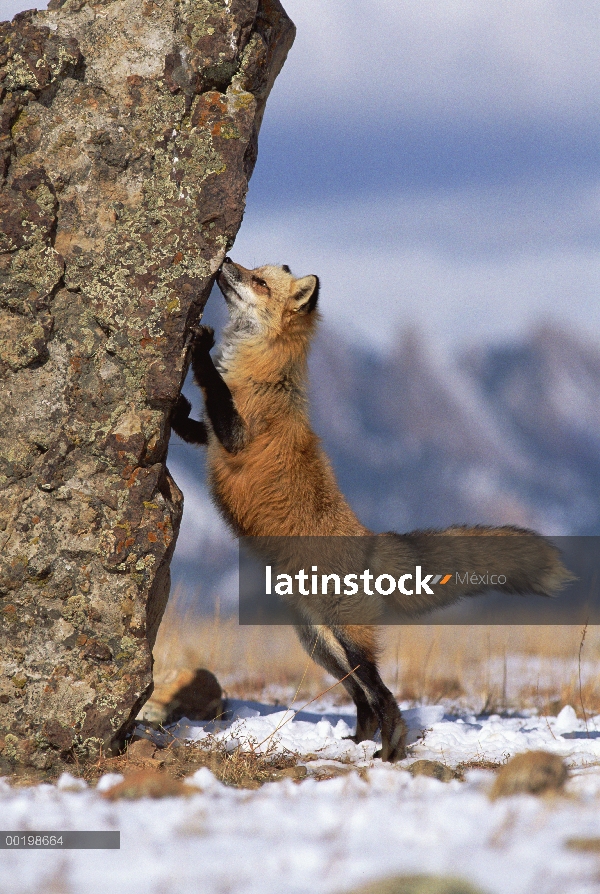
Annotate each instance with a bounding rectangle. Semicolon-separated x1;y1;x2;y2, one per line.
209;263;366;538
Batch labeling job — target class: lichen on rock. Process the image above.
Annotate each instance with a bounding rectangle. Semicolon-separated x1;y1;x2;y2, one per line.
0;0;294;770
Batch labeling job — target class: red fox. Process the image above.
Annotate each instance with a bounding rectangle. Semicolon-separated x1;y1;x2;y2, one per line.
171;259;570;761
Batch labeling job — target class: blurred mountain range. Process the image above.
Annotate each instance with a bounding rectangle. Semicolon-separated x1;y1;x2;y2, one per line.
168;323;600;612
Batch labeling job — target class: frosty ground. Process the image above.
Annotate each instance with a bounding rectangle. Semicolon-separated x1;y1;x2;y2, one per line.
4;696;600;894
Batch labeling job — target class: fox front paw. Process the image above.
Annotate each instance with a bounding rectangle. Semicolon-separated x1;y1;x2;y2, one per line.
171;393;192;425
189;324;215;355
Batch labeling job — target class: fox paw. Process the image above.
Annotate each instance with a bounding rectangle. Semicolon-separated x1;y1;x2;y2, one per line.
189;324;215;354
171;394;191;424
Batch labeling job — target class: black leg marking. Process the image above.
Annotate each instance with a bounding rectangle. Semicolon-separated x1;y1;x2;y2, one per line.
189;325;246;454
352;693;379;744
337;633;407;762
170;395;208;445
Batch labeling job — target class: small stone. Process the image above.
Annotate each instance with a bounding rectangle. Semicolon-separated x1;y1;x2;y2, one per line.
566;838;600;853
408;760;458;782
271;765;308;781
102;769;191;800
490;751;568;799
137;667;222;726
127;737;157;761
29;750;54;770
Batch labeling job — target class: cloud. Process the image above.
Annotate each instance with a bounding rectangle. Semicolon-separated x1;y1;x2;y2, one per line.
231;184;600;353
247;3;600;232
250;113;600;207
237;4;600;352
273;1;600;125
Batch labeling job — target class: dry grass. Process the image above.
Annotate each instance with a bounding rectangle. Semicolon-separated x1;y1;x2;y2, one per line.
154;588;600;718
378;625;600;715
181;733;305;788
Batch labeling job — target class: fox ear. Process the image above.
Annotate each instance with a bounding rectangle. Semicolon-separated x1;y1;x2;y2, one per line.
292;275;320;314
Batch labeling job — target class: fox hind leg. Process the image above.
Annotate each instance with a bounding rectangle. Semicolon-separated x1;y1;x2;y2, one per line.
295;624;406;762
337;631;407;762
295;625;370;732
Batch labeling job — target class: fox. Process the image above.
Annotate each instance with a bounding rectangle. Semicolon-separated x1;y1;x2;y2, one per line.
170;258;571;761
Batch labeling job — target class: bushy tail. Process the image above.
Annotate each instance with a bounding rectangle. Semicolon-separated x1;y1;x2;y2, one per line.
375;525;573;617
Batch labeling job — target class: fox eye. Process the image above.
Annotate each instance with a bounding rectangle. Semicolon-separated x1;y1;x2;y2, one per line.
252;276;268;289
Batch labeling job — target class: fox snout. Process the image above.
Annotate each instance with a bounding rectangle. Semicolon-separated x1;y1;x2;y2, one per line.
218;258;238;279
217;259;241;296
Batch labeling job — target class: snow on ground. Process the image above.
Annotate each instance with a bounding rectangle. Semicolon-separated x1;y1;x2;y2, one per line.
4;702;600;894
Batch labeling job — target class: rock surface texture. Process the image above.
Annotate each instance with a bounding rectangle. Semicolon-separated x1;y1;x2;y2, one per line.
0;0;294;770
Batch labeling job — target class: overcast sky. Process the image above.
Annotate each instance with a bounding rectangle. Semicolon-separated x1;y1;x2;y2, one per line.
5;0;600;353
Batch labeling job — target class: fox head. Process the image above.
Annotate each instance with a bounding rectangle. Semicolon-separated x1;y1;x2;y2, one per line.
216;258;320;339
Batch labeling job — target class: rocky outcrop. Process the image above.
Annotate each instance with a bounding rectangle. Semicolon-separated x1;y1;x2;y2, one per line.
0;0;294;770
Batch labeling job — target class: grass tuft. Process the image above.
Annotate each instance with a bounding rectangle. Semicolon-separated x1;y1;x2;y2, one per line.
184;733;304;789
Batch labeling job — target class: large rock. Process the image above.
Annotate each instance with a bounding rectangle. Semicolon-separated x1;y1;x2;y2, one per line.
0;0;294;770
